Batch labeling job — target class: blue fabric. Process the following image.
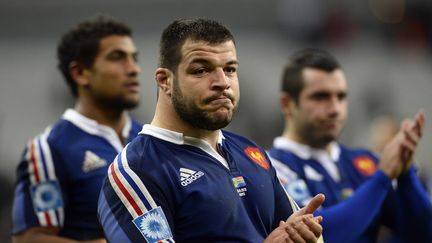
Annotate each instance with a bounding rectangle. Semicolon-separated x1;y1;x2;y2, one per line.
268;145;432;243
12;115;141;240
99;129;295;243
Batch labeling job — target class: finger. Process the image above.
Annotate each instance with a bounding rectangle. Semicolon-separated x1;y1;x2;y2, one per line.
313;215;323;224
414;110;425;136
401;118;421;143
300;194;325;215
288;229;307;243
293;221;318;243
273;233;290;243
404;128;421;146
303;217;323;238
401;138;417;154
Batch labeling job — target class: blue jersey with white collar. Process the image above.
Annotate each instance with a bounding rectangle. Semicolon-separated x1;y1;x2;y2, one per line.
268;137;432;243
98;125;297;243
12;109;142;240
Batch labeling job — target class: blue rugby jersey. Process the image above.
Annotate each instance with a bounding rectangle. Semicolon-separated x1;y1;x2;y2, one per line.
268;136;432;243
12;109;141;240
98;125;298;243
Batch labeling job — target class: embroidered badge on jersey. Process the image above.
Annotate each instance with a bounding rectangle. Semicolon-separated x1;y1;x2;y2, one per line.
341;187;354;200
82;150;107;173
244;147;269;170
353;156;377;176
30;180;63;212
285;179;312;206
132;206;173;243
232;176;247;197
179;167;204;187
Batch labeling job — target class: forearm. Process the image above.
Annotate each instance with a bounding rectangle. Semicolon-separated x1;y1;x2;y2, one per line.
317;171;391;242
395;167;432;241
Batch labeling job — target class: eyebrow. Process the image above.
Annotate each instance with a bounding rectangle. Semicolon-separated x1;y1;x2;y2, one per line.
189;58;239;66
106;48;139;55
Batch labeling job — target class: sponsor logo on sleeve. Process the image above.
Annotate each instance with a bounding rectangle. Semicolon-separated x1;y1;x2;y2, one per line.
132;206;173;243
30;180;63;212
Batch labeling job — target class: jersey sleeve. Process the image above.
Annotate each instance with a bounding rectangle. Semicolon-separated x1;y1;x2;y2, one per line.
388;166;432;241
316;170;392;242
12;131;65;235
97;145;175;243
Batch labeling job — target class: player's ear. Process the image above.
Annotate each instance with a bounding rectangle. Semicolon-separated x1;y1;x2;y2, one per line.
155;68;173;96
280;92;294;116
70;61;90;86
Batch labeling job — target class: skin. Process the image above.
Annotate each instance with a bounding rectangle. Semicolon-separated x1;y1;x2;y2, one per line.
153;39;324;242
281;67;425;179
73;35;141;142
154;39;239;149
12;35;140;243
282;68;348;150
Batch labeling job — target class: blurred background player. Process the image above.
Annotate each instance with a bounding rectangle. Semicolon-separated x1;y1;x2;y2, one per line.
98;18;324;243
268;48;432;242
11;15;142;242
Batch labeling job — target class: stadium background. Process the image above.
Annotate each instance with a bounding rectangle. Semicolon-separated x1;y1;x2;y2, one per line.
1;0;431;241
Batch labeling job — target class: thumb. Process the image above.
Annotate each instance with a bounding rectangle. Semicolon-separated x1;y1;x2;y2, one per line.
297;193;325;215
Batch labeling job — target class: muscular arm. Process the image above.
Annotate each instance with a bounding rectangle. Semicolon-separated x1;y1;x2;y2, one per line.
12;227;106;243
316;171;392;242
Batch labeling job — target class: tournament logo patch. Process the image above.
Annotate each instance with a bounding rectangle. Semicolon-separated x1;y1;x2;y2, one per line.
232;176;247;197
30;181;63;212
133;206;173;243
353;156;377;176
244;147;269;170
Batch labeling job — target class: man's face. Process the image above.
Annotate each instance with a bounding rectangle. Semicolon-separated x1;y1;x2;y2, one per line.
171;39;239;131
291;68;348;148
84;35;141;110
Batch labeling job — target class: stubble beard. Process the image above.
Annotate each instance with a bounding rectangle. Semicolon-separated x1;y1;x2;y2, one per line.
299;123;339;149
171;79;236;131
96;94;139;111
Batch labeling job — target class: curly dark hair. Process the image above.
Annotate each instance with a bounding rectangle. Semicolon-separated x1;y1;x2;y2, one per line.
57;15;132;97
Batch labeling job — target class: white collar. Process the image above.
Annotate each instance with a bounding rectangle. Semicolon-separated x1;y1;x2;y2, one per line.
273;136;341;182
62;108;132;153
140;124;228;169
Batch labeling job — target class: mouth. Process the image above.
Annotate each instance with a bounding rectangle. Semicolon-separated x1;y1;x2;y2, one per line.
205;92;234;104
125;81;140;93
321;120;340;130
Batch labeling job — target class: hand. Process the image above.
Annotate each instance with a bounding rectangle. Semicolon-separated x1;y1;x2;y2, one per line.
400;111;424;172
83;239;106;243
264;194;325;243
378;111;425;179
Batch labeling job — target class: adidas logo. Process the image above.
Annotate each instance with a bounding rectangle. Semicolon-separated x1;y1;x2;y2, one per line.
180;168;204;187
82;150;107;173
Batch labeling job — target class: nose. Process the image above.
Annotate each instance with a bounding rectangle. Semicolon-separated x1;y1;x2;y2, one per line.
126;57;141;77
328;96;344;117
211;68;230;90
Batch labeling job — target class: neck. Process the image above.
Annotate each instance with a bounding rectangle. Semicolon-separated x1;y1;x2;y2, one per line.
75;99;128;142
